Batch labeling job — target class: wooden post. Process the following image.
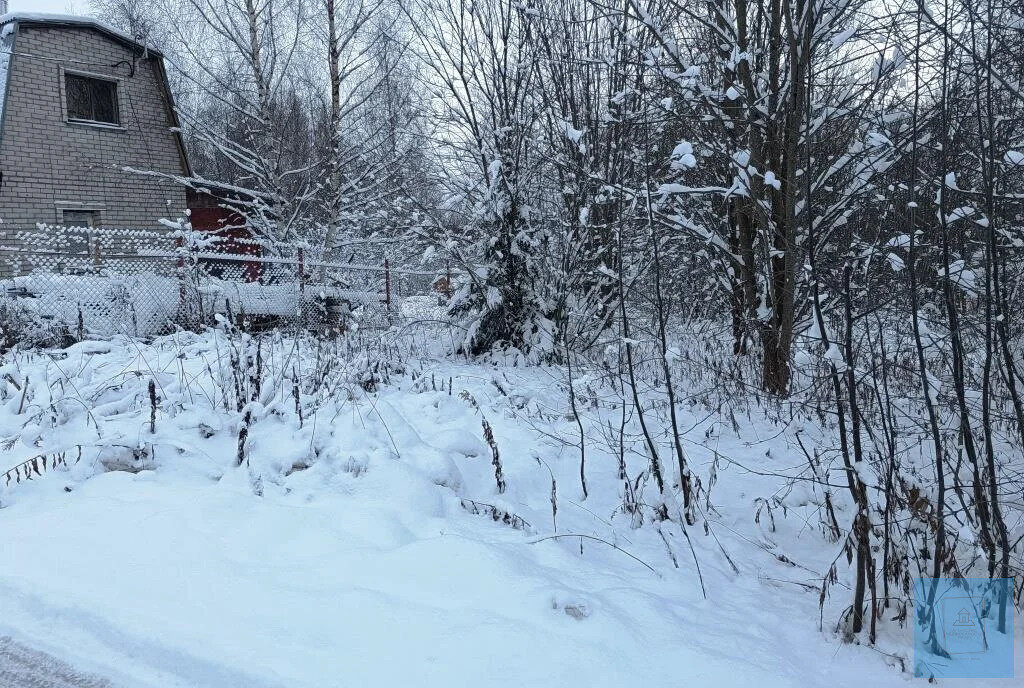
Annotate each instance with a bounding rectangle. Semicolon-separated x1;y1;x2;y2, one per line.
176;235;186;323
297;247;306;323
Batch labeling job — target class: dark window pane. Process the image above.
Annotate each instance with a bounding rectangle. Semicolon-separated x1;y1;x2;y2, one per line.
65;73;119;125
65;74;91;121
62;210;97;227
92;80;118;124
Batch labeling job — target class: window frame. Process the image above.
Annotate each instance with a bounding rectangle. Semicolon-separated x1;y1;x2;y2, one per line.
56;206;104;272
59;208;100;228
60;68;125;130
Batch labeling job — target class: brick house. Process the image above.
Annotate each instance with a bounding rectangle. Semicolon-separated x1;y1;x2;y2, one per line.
0;14;191;238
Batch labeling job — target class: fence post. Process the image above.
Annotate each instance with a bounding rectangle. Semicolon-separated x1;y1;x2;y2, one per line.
176;234;185;323
384;257;391;311
297;247;306;324
191;239;202;324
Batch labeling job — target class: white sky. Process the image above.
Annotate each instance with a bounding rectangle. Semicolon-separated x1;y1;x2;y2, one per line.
9;0;91;14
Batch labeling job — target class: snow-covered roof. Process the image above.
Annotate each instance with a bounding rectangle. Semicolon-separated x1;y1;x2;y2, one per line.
0;12;163;57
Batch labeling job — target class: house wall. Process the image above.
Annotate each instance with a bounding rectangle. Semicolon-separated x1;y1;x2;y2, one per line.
0;23;189;251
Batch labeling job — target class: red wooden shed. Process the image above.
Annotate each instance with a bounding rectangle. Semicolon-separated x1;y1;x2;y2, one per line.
186;185;263;282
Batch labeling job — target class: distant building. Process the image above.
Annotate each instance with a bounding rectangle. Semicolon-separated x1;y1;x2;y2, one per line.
0;13;190;241
0;12;267;280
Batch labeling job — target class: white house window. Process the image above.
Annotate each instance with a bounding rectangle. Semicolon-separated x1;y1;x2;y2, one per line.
65;73;119;125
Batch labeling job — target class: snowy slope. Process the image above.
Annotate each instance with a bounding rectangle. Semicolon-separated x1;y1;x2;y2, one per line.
0;636;113;688
0;331;1017;686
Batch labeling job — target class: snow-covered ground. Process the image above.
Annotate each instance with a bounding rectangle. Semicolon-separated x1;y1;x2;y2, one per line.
0;330;1017;686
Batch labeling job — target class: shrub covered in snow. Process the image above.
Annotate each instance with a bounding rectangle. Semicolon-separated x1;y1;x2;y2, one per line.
0;299;75;351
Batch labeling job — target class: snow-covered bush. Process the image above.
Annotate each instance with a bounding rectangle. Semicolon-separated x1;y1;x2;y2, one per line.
0;300;75;351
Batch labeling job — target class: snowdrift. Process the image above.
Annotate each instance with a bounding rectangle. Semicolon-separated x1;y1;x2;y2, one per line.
0;331;1018;686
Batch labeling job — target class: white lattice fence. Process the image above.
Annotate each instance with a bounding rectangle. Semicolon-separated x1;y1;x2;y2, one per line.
0;225;448;339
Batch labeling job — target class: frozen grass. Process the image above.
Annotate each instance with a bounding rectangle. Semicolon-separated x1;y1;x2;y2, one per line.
0;327;1018;686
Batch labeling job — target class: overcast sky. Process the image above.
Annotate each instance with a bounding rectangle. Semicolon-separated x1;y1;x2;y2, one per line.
10;0;91;15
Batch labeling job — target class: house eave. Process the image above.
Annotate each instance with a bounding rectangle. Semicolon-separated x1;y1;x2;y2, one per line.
0;12;163;58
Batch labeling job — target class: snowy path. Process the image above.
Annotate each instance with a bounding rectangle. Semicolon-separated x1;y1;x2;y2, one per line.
2;471;821;688
0;637;112;688
0;449;919;688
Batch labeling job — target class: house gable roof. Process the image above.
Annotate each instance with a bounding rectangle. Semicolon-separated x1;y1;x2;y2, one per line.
0;12;163;57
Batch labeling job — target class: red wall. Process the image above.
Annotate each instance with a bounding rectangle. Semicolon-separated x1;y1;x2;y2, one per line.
187;204;263;282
